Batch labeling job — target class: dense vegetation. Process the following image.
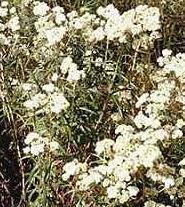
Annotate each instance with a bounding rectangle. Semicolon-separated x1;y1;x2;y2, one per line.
0;0;185;206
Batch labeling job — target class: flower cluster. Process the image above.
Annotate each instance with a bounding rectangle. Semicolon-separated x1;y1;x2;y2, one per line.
61;50;185;204
2;0;185;206
60;56;85;82
32;2;161;50
62;159;87;181
23;83;70;114
90;4;161;46
179;158;185;178
0;1;20;45
33;1;66;46
23;132;59;156
157;49;185;82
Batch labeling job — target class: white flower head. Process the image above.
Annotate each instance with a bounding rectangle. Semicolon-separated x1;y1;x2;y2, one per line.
119;190;130;204
21;83;35;92
23;99;39;110
42;83;55;93
136;93;149;108
33;1;49;16
179;158;185;166
60;56;73;74
25;132;40;144
10;7;16;14
176;119;185;129
162;177;175;189
179;169;185;177
30;143;45;156
107;185;119;199
172;129;183;139
7;16;20;32
62;159;80;179
162;49;172;57
95;139;114;155
50;92;70;114
23;146;30;154
1;1;8;7
67;68;85;82
49;141;60;151
44;26;66;46
0;7;8;17
127;186;139;197
51;73;59;82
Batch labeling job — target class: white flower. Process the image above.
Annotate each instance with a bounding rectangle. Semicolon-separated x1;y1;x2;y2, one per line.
0;23;5;31
60;56;73;74
137;145;162;168
55;13;66;25
23;99;39;110
62;173;70;181
89;27;105;42
49;141;60;151
162;177;175;189
52;6;64;13
89;170;103;184
67;68;85;82
107;156;124;174
172;129;183;139
179;158;185;166
96;6;104;16
111;113;122;122
107;185;119;199
77;173;94;191
94;165;108;175
115;124;134;136
42;83;55;93
7;16;20;32
33;1;49;16
85;50;92;56
51;73;59;82
127;186;139;197
10;7;16;14
10;78;18;86
176;119;185;129
95;57;103;67
25;132;40;145
1;1;8;7
136;93;149;108
25;93;47;110
134;111;161;129
23;132;48;156
144;201;157;207
114;167;131;182
52;6;66;25
102;178;110;187
23;146;30;154
30;143;45;156
179;169;185;177
21;83;35;91
119;190;130;203
162;49;172;57
73;18;84;29
44;26;66;45
50;92;70;114
67;10;78;20
95;139;114;155
62;159;80;180
0;7;8;17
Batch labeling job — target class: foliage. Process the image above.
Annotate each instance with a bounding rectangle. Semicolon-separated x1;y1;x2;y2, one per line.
0;0;185;207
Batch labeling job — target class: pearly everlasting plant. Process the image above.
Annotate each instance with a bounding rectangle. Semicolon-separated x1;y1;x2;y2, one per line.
1;0;185;206
61;50;185;205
